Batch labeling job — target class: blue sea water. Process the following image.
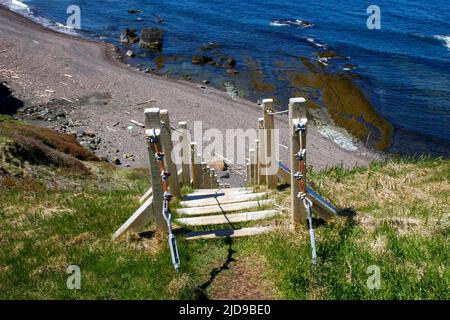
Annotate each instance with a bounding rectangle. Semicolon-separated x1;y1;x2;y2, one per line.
3;0;450;155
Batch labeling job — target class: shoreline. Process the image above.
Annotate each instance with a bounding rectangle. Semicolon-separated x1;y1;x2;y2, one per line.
0;5;381;184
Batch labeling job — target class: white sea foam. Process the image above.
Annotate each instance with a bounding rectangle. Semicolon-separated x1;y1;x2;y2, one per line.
270;19;314;28
317;126;358;151
269;21;289;27
434;35;450;50
0;0;29;12
0;0;78;35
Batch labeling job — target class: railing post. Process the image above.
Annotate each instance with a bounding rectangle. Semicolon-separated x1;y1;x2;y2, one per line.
178;121;191;186
201;162;208;188
249;149;255;184
144;108;166;232
289;97;308;228
190;142;202;188
258;118;266;186
255;139;260;185
209;168;215;189
262;99;278;189
160;110;181;198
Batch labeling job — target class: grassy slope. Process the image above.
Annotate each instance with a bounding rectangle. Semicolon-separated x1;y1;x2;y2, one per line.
0;119;448;299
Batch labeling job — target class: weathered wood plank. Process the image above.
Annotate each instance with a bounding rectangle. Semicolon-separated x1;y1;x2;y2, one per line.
180;192;267;207
139;187;153;204
176;210;278;226
184;226;275;240
144;108;165;231
289;98;308;227
160;110;181;197
176;199;275;216
188;187;252;195
112;196;154;240
178;121;191;186
262;99;278;189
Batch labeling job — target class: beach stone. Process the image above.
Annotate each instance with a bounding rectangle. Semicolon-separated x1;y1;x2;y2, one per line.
139;28;163;50
85;129;96;137
192;55;213;65
120;28;139;44
112;157;121;165
220;172;230;179
57;117;69;126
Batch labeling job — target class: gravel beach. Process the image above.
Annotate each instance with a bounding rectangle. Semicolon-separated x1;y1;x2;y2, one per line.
0;6;380;186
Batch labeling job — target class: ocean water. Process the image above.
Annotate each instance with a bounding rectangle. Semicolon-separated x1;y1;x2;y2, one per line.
3;0;450;156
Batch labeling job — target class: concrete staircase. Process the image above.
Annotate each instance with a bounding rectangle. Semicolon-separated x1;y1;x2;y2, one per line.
174;187;281;240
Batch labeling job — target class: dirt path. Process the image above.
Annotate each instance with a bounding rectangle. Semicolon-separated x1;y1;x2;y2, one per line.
207;254;279;300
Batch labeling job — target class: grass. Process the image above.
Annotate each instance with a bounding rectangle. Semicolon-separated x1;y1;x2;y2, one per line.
0;123;448;299
259;156;449;299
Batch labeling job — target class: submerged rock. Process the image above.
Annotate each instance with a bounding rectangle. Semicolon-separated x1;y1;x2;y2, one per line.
139;28;163;50
192;55;213;65
120;28;139;44
200;42;221;51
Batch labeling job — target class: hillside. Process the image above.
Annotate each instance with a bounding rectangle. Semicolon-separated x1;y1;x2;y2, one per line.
0;118;448;299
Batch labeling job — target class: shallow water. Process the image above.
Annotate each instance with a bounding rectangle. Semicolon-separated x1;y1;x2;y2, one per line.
3;0;450;156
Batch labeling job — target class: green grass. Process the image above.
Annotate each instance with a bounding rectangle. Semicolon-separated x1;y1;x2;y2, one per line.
0;150;448;299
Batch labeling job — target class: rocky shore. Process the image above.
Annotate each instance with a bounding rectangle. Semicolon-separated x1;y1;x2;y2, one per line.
0;6;380;186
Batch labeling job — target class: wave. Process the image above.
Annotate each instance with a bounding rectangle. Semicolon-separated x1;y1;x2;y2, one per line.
1;0;30;12
306;37;327;48
270;19;314;28
434;35;450;50
0;0;79;35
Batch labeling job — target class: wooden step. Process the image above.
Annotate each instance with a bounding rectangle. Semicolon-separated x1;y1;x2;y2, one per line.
188;187;253;195
176;209;278;226
182;189;254;201
176;199;275;216
180;192;267;207
185;226;275;240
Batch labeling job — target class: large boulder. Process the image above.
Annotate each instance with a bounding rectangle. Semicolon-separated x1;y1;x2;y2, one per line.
120;28;139;44
139;28;163;50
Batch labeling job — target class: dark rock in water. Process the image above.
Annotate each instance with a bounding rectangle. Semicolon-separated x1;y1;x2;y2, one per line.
317;50;339;59
200;42;220;51
120;28;139;44
139;28;163;50
226;68;239;75
192;55;213;65
128;9;142;14
182;74;192;81
224;57;236;67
